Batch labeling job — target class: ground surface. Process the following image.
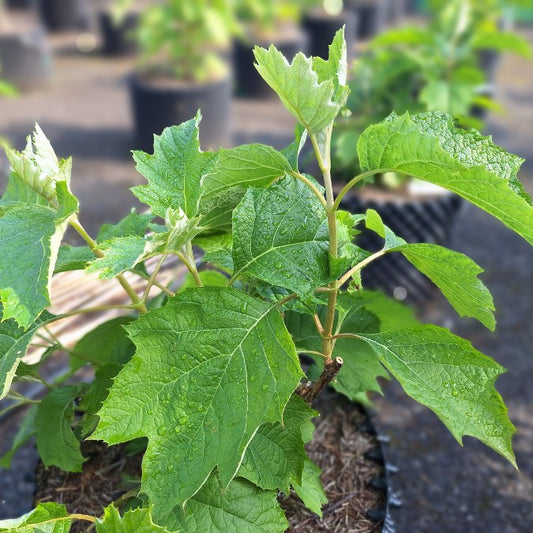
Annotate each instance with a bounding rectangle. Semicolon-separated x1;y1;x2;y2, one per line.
0;11;532;533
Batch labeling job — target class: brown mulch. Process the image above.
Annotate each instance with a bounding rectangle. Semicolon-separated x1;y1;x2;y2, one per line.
283;395;386;532
33;396;386;533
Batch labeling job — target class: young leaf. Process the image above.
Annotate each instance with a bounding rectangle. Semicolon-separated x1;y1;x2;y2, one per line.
239;395;316;492
0;405;37;468
0;502;72;532
366;209;496;330
96;505;171;533
54;245;93;274
96;210;153;242
86;235;146;279
232;177;330;295
357;112;533;245
132;113;217;218
253;46;340;134
198;143;292;231
357;326;516;465
0;308;55;399
291;459;328;517
35;385;87;472
165;474;288;533
92;287;303;521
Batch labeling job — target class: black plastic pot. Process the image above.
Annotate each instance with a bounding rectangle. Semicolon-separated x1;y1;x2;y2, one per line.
234;27;307;98
130;73;232;153
477;49;500;83
340;189;463;303
5;0;33;8
0;27;51;91
347;0;386;40
38;0;89;32
98;11;138;57
302;9;358;60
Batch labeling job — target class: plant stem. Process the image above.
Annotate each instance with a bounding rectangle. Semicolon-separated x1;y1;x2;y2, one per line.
177;242;203;287
296;356;343;403
130;269;175;297
309;130;338;364
142;254;168;302
69;217;148;314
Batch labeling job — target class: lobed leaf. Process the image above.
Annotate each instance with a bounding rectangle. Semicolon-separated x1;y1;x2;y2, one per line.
132;114;217;218
0;502;72;532
357;112;533;245
357;326;516;465
165;474;288;533
231;177;330;295
96;506;171;533
92;287;303;522
35;385;87;472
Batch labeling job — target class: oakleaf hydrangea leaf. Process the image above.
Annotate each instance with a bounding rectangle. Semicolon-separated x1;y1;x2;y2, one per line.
96;210;153;242
0;404;37;468
35;385;87;472
239;395;316;492
357;326;516;466
291;459;328;517
232;177;330;295
132;114;217;218
92;287;303;522
357;112;533;245
165;474;288;533
366;209;496;330
0;307;55;399
0;502;72;532
4;124;72;207
86;235;146;279
253;45;340;134
96;505;171;533
54;245;93;274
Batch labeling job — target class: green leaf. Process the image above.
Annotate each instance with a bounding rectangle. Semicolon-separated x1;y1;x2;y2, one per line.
71;316;135;371
92;287;303;521
165;474;288;533
239;395;316;492
0;502;72;532
253;46;340;134
35;385;87;472
473;30;532;57
3;124;72;207
54;245;93;273
96;505;171;533
418;80;475;117
366;209;496;330
0;205;59;327
0;308;55;399
132;114;217;218
281;123;307;171
357;112;533;245
97;210;153;242
357;326;516;465
0;405;37;468
86;235;146;279
178;270;228;292
291;459;328;517
232;177;330;295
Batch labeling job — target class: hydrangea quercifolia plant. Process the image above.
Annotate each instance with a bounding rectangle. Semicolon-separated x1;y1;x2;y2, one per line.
1;29;533;531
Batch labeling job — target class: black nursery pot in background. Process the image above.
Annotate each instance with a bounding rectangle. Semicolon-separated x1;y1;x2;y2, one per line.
346;0;386;40
0;28;51;91
38;0;89;32
341;190;463;303
98;11;138;56
130;74;232;153
302;9;358;60
234;28;307;98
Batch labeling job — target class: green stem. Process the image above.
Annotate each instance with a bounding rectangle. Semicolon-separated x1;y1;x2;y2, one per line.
56;303;138;320
142;254;168;302
7;391;39;404
130;269;175;297
178;242;203;288
69;217;148;314
0;401;31;418
289;171;327;208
